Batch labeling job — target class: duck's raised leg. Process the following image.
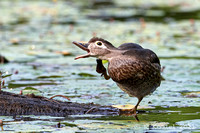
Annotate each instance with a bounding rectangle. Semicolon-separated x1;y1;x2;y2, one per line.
96;59;110;80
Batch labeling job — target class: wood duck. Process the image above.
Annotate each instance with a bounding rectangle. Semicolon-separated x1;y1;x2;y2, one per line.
73;37;161;121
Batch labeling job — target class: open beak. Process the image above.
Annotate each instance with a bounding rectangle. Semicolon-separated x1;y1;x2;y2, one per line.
72;41;90;60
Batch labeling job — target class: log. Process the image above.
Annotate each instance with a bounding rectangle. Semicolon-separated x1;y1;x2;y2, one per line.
0;91;119;116
0;55;9;64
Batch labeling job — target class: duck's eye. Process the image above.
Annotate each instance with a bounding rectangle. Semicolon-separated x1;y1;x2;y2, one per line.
96;42;102;46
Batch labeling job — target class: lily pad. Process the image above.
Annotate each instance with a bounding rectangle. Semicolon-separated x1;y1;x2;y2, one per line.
37;75;64;79
8;81;57;88
55;51;72;56
112;104;155;110
22;87;42;95
77;72;96;77
1;74;12;78
181;91;200;98
62;122;78;127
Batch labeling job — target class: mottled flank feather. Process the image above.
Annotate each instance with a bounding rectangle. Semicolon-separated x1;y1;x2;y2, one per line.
108;58;161;98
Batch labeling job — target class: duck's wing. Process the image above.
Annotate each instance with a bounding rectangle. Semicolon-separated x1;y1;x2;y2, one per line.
122;48;160;66
147;50;160;65
118;43;160;65
118;43;143;50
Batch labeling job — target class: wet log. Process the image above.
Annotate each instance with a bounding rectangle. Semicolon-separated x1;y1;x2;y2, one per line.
0;91;119;117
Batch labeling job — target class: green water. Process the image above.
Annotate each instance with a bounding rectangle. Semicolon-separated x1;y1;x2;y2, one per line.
0;0;200;132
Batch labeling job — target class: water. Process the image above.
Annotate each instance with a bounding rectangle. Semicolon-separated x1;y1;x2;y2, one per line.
0;0;200;132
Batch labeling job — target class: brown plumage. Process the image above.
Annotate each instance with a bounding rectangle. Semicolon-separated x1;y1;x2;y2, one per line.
73;37;161;121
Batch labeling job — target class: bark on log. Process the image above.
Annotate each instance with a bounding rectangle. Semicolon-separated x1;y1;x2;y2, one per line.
0;91;119;116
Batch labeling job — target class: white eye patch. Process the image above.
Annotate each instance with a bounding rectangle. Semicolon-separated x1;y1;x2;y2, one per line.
95;41;107;49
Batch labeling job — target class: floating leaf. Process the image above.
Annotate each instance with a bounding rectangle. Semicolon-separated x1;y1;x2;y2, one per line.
8;81;57;88
55;51;72;56
181;91;200;98
62;122;78;127
10;38;20;45
37;75;64;79
112;104;155;110
22;87;42;95
2;74;12;78
77;73;96;77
